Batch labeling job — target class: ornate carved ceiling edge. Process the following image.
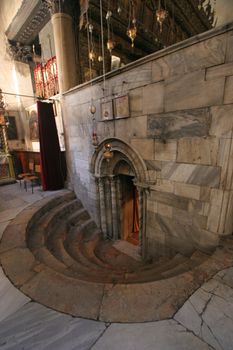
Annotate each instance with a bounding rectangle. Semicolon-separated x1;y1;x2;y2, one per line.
6;0;50;44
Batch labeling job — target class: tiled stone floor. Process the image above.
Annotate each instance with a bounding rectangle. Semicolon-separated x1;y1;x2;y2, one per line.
0;183;233;349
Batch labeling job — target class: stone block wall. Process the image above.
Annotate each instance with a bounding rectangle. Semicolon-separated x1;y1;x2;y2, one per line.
63;23;233;258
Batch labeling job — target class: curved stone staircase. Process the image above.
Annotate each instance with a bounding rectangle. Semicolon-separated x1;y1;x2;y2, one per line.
1;191;233;322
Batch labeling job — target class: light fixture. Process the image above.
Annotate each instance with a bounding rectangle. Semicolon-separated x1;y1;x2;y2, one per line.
156;0;168;33
127;0;137;48
103;143;114;161
106;8;115;53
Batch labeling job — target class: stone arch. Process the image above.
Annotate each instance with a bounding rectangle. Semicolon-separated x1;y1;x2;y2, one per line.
90;138;148;256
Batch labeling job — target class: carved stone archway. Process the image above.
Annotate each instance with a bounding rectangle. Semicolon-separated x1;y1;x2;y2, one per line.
91;138;149;257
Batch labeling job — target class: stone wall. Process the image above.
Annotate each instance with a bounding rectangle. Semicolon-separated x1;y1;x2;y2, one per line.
63;23;233;258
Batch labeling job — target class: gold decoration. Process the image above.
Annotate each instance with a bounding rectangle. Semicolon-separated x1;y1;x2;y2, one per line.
156;1;168;33
103;143;113;162
127;1;137;48
107;39;115;53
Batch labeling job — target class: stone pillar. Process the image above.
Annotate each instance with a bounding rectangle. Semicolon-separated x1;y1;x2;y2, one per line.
136;185;147;259
51;12;78;92
98;177;107;239
110;176;118;240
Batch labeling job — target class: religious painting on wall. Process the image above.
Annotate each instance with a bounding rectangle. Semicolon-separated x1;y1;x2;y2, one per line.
101;100;113;121
26;104;39;141
6;116;18;140
114;94;130;119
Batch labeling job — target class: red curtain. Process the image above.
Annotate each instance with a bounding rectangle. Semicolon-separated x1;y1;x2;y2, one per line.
37;101;64;191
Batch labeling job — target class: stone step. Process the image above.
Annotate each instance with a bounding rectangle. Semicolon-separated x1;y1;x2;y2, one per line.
27;199;82;250
124;254;189;283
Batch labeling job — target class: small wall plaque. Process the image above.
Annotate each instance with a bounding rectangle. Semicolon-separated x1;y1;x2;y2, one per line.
114;94;130;119
101;100;113;120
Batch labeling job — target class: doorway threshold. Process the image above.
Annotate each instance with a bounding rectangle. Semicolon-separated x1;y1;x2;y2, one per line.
113;240;141;261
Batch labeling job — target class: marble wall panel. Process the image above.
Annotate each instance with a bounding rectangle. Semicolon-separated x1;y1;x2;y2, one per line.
177;137;219;166
206;62;233;80
115;115;148;142
151;34;226;82
147;108;211;139
110;62;152;95
207;189;224;233
210;104;233;138
130;138;154;160
149;190;189;211
217;138;231;189
161;162;221;187
142;82;164;115
154;140;177;161
129;87;143;116
150;179;174;194
164;70;225;112
226;31;233;63
174;182;201;200
224;76;233;104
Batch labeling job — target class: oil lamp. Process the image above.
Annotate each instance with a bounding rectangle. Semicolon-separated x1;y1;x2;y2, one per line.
89;50;96;62
107;39;115;53
127;22;137;48
92;131;98;148
156;1;168;33
103;143;113;162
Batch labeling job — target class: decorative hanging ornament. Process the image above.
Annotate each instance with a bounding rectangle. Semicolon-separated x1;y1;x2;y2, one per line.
92;131;99;148
103;143;114;162
98;55;103;62
156;1;168;33
107;39;115;53
127;0;137;48
89;50;96;62
127;22;137;48
89;103;96;115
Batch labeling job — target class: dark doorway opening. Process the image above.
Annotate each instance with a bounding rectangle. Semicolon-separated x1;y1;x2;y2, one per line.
120;175;139;246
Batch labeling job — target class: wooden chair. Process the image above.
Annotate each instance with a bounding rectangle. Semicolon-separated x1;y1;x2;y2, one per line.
18;160;34;187
24;164;41;193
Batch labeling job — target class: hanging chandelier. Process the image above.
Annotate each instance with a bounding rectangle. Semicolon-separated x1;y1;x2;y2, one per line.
106;10;115;53
127;0;137;48
156;0;168;33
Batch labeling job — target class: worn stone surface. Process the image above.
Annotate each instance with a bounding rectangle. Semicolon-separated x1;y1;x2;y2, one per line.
147;108;210;139
164;70;225;112
142;82;164;114
210;105;233;138
224;76;233;104
206;61;233;80
99;273;197;322
207;189;224;233
174;182;201;200
20;268;104;320
152;34;226;82
130;138;154;160
92;320;212;350
161;162;221;187
0;247;37;287
0;267;30;323
177;137;218;166
0;302;107;350
175;277;233;350
154;140;177;161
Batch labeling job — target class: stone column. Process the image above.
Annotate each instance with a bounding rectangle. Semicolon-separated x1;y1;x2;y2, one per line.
110;176;118;240
98;177;107;239
136;185;147;259
51;7;78;92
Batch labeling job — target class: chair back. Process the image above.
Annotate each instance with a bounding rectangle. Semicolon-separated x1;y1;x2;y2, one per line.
28;160;34;172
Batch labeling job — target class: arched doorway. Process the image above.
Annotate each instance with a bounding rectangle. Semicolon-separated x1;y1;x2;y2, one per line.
91;138;149;256
120;174;139;246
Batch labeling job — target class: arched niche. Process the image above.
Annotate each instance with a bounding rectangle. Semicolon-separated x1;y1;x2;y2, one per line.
90;138;149;257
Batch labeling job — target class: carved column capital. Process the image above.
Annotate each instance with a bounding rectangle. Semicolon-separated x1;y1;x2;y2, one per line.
43;0;75;16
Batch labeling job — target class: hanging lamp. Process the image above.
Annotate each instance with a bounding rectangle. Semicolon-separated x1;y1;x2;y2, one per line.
127;0;137;48
156;0;168;33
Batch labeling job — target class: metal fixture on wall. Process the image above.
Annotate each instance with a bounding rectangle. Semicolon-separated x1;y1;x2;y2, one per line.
103;143;113;161
156;0;168;33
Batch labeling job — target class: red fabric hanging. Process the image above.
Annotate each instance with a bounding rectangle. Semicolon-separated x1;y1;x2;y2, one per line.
37;100;64;191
